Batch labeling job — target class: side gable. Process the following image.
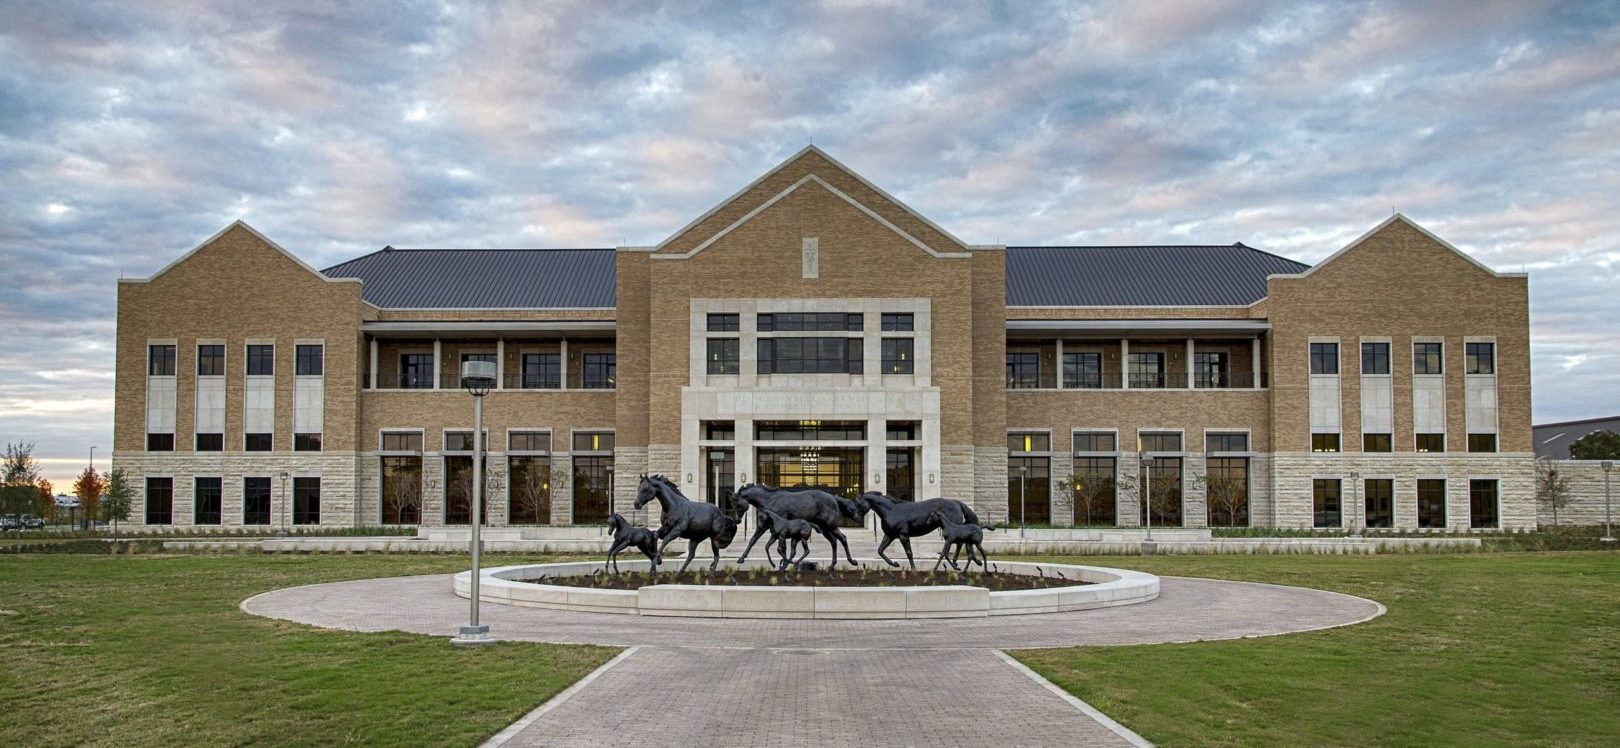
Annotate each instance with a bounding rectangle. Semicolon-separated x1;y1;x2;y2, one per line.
640;146;990;259
119;220;362;287
1271;214;1525;282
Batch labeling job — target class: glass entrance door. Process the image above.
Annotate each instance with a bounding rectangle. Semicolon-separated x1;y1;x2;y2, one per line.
885;447;917;501
705;448;737;518
756;447;864;527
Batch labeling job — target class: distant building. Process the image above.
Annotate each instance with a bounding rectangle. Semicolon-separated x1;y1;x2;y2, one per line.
1533;415;1620;460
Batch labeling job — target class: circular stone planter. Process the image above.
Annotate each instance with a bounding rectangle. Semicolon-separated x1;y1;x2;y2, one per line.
452;559;1159;619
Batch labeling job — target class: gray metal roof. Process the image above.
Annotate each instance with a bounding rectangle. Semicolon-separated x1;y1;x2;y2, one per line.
1533;416;1620;460
322;248;615;309
1004;244;1309;307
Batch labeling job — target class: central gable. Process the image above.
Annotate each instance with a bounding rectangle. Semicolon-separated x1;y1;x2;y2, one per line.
648;146;977;259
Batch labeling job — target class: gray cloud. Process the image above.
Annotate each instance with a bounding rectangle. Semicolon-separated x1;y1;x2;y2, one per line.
2;0;1617;485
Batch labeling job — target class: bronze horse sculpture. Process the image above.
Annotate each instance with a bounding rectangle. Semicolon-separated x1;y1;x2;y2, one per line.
930;507;994;571
857;491;981;569
634;475;739;574
754;507;816;570
734;483;861;568
605;512;659;574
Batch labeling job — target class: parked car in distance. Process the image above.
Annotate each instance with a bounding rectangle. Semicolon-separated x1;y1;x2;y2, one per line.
21;515;46;530
0;515;19;531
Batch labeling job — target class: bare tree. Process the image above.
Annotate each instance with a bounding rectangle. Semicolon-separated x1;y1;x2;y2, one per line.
1140;465;1183;527
1068;469;1116;526
1535;458;1572;527
1203;471;1249;527
384;463;422;524
509;458;551;524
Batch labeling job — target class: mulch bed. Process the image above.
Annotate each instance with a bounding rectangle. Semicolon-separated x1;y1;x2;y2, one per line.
521;565;1092;592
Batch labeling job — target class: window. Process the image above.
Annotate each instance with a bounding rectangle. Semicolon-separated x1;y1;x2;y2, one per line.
196;433;223;452
1311;433;1341;453
521;353;560;389
572;455;614;525
1466;342;1495;375
1194;352;1229;388
194;477;222;525
1007;455;1051;525
886;421;918;441
381;456;422;525
1416;433;1445;453
1063;351;1103;389
508;455;551;525
1363;433;1393;453
705;421;736;441
881;338;913;374
1468;433;1497;453
1128;352;1166;388
1005;351;1039;389
197;345;225;376
294;433;322;452
243;477;271;526
1364;479;1394;529
1008;432;1051;453
1361;342;1390;375
148;345;176;376
707;338;740;375
707;313;739;332
296;344;324;376
292;477;320;526
1414;342;1444;375
582;353;616;389
244;433;273;451
1417;479;1446;528
144;477;173;525
1205;457;1249;527
380;431;423;452
399;353;433;389
881;313;914;331
247;344;274;376
1072;457;1117;526
1139;432;1182;453
1313;479;1342;528
1310;343;1339;375
1140;458;1183;527
1206;432;1249;452
1469;479;1499;529
759;338;862;375
757;312;861;332
755;421;865;440
509;431;551;452
1073;432;1116;453
573;432;615;453
444;431;487;452
146;433;174;452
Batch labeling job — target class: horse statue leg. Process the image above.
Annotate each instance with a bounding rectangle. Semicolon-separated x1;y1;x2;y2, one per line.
676;540;701;575
655;522;689;568
932;540;951;571
832;527;858;566
735;518;773;563
795;538;811;566
606;538;626;574
898;535;916;569
875;532;901;568
708;537;723;572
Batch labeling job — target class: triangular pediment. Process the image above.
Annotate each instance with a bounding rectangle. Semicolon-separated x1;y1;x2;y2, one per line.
1274;214;1524;280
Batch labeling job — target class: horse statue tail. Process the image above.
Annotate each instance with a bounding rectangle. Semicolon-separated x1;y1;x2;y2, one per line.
958;501;981;526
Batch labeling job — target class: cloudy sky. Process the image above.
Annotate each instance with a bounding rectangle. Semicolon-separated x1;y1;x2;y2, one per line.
3;0;1618;487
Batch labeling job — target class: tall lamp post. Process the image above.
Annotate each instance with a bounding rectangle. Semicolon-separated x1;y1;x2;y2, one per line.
1602;461;1615;543
1142;454;1155;542
452;360;497;647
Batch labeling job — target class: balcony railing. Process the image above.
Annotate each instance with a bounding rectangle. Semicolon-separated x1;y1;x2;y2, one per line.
1007;369;1265;390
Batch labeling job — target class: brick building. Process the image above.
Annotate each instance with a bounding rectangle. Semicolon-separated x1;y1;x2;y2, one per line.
113;147;1535;532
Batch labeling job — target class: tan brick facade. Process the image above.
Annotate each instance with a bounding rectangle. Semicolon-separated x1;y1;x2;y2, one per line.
111;150;1537;532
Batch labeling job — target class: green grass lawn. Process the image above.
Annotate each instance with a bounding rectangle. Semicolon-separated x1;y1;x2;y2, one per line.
0;553;615;747
1011;552;1620;747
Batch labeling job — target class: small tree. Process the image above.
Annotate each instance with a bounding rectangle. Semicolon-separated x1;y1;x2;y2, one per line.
1203;471;1249;528
1535;458;1572;527
102;468;134;538
1568;430;1620;461
510;460;550;525
1068;469;1117;526
1139;465;1183;527
34;479;55;521
74;466;104;531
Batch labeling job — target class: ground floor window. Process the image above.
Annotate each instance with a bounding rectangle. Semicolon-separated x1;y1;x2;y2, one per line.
1071;457;1116;526
1008;456;1051;525
1205;457;1249;527
705;448;737;516
1364;479;1393;529
444;456;487;525
243;477;271;526
293;477;320;526
757;448;864;526
572;456;613;524
508;456;551;525
1313;479;1342;528
1469;479;1499;529
381;456;422;525
193;477;222;525
1417;479;1446;528
885;448;916;501
145;477;172;525
1140;458;1183;527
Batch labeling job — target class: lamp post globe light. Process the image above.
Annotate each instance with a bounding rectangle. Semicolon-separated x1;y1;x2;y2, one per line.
452;359;498;647
1602;461;1615;543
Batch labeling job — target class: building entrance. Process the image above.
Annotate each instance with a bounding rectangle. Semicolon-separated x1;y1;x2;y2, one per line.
756;446;865;527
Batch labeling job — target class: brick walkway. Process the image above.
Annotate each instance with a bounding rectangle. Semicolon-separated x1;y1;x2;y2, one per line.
243;573;1382;747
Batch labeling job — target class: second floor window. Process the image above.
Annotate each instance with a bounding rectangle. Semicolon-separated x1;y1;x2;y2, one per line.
296;345;324;376
1063;352;1102;389
1466;342;1495;374
1414;342;1444;375
522;353;560;389
707;338;740;375
1416;433;1446;453
758;312;861;332
197;345;224;376
881;338;913;374
1194;352;1229;388
1361;342;1390;375
759;338;861;375
707;313;739;332
1139;431;1182;453
582;353;616;389
1309;343;1338;375
148;344;176;376
246;345;274;376
1006;351;1039;389
1128;352;1165;388
1311;433;1341;453
1363;433;1393;452
1073;431;1116;453
880;313;913;331
1206;432;1249;452
400;354;433;389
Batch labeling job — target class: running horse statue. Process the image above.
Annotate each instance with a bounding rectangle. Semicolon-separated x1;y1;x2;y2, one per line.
733;483;861;568
857;491;981;569
634;475;739;575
